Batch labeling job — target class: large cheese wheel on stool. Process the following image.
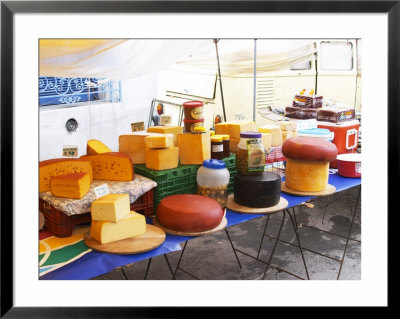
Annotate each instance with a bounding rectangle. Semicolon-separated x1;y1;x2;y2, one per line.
282;136;337;192
156;194;224;233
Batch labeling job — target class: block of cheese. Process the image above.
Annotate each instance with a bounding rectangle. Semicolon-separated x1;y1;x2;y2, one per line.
229;138;240;154
90;211;146;244
145;147;179;170
282;130;295;143
258;124;283;147
119;132;163;164
261;133;272;152
277;121;297;132
177;132;211;164
144;134;174;149
147;126;183;146
49;172;91;199
39;158;93;193
87;139;112;155
80;152;134;181
215;121;257;140
91;193;130;222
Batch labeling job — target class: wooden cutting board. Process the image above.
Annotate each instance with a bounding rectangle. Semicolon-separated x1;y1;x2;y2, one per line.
281;182;336;197
84;224;166;255
226;194;288;214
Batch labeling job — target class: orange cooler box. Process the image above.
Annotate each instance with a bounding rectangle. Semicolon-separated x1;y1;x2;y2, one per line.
317;119;360;168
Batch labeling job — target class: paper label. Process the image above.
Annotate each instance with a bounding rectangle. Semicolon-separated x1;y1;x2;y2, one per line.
160;115;172;125
211;144;223;152
62;145;78;157
94;184;109;198
190;107;203;119
246;139;265;172
131;122;145;132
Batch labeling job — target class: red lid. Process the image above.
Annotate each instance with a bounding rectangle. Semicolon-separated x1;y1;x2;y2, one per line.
183;118;204;123
182;100;204;108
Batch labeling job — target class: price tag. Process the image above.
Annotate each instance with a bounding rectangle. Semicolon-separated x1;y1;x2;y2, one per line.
131;122;145;132
94;184;110;198
62;145;78;157
160;115;172;125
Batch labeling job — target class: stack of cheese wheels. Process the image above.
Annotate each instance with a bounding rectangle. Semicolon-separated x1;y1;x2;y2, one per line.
156;194;224;233
282;136;337;192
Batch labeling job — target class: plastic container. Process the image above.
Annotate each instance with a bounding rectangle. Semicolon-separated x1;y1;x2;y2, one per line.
236;131;265;175
336;153;361;178
297;127;334;142
317;119;360;168
197;159;230;207
182;100;204;120
193;126;206;133
183;118;205;132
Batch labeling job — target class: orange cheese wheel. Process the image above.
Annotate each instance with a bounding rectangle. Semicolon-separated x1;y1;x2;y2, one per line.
282;136;337;162
156;194;224;233
80;152;134;181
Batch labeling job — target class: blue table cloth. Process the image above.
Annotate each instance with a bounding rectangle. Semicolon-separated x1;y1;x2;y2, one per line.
40;172;360;280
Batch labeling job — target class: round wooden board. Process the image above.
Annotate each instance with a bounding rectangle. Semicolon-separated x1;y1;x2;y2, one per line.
84;224;166;255
152;216;228;237
281;182;336;197
226;194;288;214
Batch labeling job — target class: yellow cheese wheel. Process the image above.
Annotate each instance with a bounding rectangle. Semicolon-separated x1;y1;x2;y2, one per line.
284;158;329;192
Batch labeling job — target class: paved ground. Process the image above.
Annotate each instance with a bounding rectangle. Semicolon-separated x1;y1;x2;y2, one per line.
92;185;361;280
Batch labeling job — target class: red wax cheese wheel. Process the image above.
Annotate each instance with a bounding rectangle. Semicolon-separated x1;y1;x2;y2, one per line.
156;194;224;233
282;136;337;162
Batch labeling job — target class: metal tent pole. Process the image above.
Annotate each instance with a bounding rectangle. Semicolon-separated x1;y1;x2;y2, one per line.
253;39;257;122
214;39;227;122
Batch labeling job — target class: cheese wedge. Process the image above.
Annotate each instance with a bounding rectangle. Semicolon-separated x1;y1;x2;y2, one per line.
277;121;297;132
119;132;163;164
215;121;257;140
177;132;211;164
147;126;183;146
145;147;179;170
87;139;112;155
49;172;91;199
91;193;130;222
144;134;174;149
261;133;272;151
80;152;134;181
90;211;146;244
39;158;93;193
258;124;283;147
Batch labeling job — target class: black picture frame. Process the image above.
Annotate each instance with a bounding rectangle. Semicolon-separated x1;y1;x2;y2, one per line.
1;1;396;317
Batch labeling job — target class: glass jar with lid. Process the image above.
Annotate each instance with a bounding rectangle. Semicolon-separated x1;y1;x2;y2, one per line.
197;159;230;208
210;135;224;160
236;131;266;175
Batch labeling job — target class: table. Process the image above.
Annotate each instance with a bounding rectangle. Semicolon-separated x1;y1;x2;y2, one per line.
39;172;361;280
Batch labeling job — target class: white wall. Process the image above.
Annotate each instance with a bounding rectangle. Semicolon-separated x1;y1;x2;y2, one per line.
39;73;158;161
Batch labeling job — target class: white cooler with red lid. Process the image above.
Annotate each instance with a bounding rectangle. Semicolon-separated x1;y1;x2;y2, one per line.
317;119;360;168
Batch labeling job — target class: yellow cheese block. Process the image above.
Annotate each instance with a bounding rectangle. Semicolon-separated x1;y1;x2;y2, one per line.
91;193;131;222
285;158;329;192
87;139;112;155
49;172;91;199
39;158;93;193
119;132;163;164
177;132;211;164
144;134;174;149
145;147;179;170
80;152;134;181
277;121;297;132
215;121;257;140
258;124;283;147
90;211;146;244
282;130;296;143
261;133;272;151
229;138;240;153
147;126;183;147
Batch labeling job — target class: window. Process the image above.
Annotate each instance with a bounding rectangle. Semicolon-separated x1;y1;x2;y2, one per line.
320;41;353;70
39;76;121;106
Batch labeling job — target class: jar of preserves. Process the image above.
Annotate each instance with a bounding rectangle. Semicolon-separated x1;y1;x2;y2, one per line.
220;134;230;158
197;159;230;208
236;131;265;175
211;135;224;160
